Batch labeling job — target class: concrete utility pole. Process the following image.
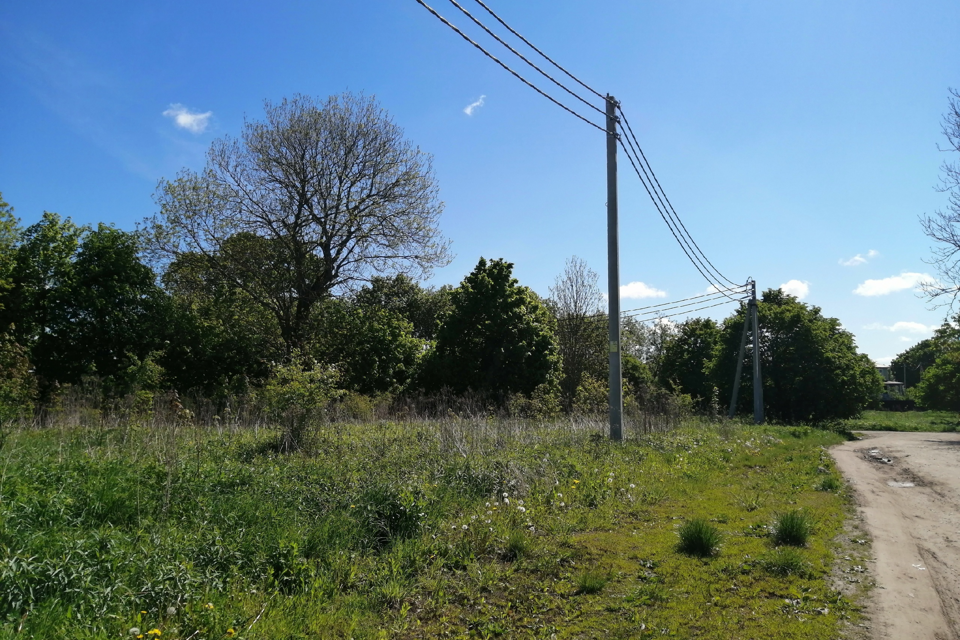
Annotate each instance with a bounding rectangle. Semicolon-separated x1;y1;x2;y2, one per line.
727;298;750;418
749;280;764;424
606;94;623;441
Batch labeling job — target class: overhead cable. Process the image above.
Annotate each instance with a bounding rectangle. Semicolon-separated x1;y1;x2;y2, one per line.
557;285;748;324
617;136;739;299
445;0;604;117
414;0;606;133
618;107;738;287
469;0;605;100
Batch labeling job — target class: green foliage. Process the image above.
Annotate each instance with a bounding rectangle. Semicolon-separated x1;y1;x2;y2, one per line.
676;518;722;557
914;349;960;411
422;257;560;401
256;353;342;451
0;192;20;307
773;509;813;546
713;290;882;423
352;274;453;342
160;250;280;396
815;475;843;492
658;317;720;409
313;301;423;395
0;333;36;423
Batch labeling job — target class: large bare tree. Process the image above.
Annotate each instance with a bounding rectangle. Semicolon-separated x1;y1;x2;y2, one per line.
922;87;960;308
147;93;451;351
548;256;607;409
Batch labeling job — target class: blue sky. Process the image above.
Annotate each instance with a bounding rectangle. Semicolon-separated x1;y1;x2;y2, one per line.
2;0;958;366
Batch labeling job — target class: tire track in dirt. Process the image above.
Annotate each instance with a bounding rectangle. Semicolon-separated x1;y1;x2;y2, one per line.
831;431;960;640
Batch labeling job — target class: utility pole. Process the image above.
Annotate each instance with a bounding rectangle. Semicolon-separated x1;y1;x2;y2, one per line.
749;280;764;424
606;94;623;441
727;293;750;418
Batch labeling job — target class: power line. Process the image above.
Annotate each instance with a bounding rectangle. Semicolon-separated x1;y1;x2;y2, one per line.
469;0;605;100
617;126;737;297
635;298;744;322
618;107;738;287
622;291;748;319
445;0;604;118
622;285;748;314
557;284;748;324
617;136;739;299
414;0;606;133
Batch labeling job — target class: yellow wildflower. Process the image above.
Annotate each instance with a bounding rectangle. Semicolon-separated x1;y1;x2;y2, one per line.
226;629;236;638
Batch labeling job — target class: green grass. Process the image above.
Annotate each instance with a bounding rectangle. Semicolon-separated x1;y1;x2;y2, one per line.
676;518;722;557
773;509;814;546
848;409;959;432
0;417;863;639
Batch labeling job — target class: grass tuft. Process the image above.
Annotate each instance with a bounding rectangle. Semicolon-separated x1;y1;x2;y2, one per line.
815;475;842;492
761;547;812;577
676;518;722;557
574;569;609;595
773;509;813;546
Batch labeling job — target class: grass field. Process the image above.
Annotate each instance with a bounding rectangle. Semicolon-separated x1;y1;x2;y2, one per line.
846;410;959;432
0;418;866;639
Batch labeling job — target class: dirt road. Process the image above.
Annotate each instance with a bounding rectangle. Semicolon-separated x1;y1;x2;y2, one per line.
831;431;960;640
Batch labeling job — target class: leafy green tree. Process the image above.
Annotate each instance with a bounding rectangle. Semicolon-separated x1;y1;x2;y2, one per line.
914;349;960;411
1;212;84;351
658;317;720;409
40;225;170;394
421;258;560;400
889;324;956;388
711;290;882;423
160;250;282;396
148;93;451;353
311;301;423;395
351;274;452;341
0;192;20;309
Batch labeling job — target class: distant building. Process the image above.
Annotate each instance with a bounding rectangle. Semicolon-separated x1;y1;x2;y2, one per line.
876;366;892;381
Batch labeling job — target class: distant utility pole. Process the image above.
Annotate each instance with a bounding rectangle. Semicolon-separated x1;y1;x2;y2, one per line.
606;94;623;441
727;278;764;424
749;280;764;424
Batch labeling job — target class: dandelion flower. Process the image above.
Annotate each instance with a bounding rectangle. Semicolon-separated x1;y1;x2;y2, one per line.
517;506;526;513
147;630;162;637
629;484;636;489
166;607;177;616
129;629;141;637
205;603;214;610
462;524;468;530
557;493;563;498
226;629;236;637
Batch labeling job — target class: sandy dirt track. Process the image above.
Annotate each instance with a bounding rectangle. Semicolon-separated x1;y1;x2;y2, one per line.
831;431;960;640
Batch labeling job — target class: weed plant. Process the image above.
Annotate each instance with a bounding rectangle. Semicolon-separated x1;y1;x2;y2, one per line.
0;414;856;639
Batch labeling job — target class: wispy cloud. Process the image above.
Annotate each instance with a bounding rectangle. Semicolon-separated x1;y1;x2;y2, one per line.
163;104;213;134
853;272;933;296
839;249;879;267
621;281;667;299
863;321;934;334
463;95;486;116
779;279;810;300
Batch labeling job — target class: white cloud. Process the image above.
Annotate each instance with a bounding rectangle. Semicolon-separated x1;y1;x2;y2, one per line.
853;272;933;296
779;279;810;300
163;103;212;134
874;356;894;367
839;249;879;267
463;95;486;116
620;281;667;299
863;321;934;334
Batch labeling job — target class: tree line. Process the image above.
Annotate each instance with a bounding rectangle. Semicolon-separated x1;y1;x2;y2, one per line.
0;92;896;426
